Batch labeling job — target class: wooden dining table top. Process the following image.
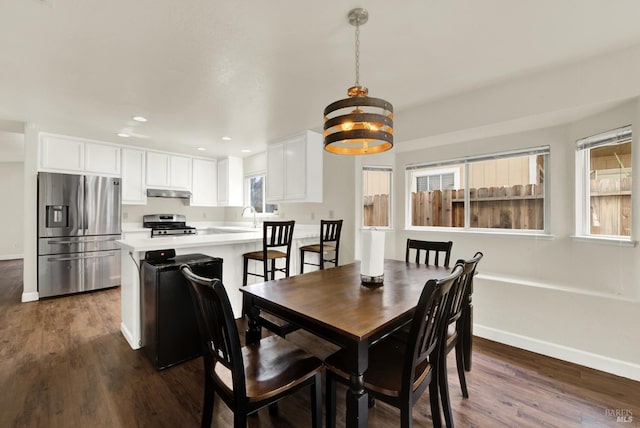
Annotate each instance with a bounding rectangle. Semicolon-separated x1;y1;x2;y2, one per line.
241;259;452;345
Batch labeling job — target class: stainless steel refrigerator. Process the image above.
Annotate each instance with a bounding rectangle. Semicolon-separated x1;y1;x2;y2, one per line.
37;172;121;298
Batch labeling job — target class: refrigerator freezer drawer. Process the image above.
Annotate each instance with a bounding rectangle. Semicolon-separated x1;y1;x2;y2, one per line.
38;235;121;256
38;250;121;298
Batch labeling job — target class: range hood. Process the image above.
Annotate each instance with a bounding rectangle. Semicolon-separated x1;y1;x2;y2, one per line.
146;188;192;199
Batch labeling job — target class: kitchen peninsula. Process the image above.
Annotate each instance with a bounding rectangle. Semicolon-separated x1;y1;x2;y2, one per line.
116;225;319;350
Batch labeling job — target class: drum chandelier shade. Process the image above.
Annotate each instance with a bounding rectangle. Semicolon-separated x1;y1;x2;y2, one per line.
324;8;394;155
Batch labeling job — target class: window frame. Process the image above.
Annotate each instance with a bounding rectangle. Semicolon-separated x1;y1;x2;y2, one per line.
574;125;633;242
405;146;550;234
244;173;278;217
362;165;393;229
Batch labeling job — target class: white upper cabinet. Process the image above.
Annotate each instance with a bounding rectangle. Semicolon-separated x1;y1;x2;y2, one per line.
146;151;192;190
191;158;217;206
85;141;121;175
217;157;243;206
266;130;322;203
39;133;121;176
121;148;146;205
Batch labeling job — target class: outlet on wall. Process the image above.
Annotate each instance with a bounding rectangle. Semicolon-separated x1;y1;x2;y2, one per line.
311;212;315;220
122;212;128;220
329;210;334;219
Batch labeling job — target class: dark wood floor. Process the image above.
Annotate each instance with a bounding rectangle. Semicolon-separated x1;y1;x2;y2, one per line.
0;259;637;427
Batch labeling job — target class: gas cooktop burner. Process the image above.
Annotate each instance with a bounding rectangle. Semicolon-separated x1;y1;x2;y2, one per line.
143;214;197;238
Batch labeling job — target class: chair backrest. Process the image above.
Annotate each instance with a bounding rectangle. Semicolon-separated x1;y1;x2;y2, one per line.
405;239;453;267
402;264;464;397
447;252;483;326
263;220;295;252
180;265;246;399
320;219;343;247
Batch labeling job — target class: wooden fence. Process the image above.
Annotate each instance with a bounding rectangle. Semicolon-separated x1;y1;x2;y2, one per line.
363;194;389;227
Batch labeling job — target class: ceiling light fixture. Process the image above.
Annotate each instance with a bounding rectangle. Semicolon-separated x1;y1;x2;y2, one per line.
197;147;206;151
221;136;232;141
117;133;130;138
132;116;147;122
323;8;393;155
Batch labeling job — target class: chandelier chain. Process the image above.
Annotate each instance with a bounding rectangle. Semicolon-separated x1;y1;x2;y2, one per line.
355;22;360;86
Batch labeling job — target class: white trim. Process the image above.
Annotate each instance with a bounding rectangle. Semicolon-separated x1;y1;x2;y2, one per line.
0;254;23;261
474;324;640;381
21;291;39;302
120;322;141;350
570;235;637;247
404;227;555;240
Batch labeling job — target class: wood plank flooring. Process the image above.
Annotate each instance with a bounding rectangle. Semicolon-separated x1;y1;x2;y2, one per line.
0;259;637;427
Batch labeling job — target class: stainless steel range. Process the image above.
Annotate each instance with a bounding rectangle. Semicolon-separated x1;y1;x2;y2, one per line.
143;214;197;237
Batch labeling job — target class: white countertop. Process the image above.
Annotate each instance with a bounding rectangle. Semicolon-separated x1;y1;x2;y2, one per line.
117;224;319;252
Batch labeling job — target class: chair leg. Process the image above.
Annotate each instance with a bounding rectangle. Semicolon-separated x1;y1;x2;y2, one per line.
319;251;324;270
439;349;455;428
400;399;413;428
428;375;442;428
300;249;305;274
201;376;215;428
270;259;276;280
455;341;469;398
233;411;247;428
325;371;337;428
242;256;249;286
311;373;322;428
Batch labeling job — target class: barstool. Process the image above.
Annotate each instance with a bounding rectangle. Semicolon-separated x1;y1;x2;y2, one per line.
242;220;299;336
300;219;343;274
242;220;295;286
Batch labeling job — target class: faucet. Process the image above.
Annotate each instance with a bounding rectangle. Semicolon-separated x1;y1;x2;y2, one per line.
242;206;257;228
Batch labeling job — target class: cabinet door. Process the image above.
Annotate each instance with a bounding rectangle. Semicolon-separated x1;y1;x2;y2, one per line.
217;159;229;205
146;152;170;187
266;144;285;201
85;142;121;175
191;158;217;206
284;137;307;200
169;155;192;190
121;148;146;204
40;135;85;172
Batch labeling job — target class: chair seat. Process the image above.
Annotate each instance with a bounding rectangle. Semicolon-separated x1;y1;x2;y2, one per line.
214;336;323;403
243;249;288;261
299;244;336;253
325;336;431;398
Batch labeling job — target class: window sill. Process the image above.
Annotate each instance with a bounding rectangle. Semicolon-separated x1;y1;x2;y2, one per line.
570;235;637;247
404;226;555;240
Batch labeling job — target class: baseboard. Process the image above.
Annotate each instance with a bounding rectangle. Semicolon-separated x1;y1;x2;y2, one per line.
120;322;141;350
475;324;640;382
0;254;23;261
21;291;39;302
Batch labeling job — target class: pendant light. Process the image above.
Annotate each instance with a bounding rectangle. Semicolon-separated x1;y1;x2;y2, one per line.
324;8;394;155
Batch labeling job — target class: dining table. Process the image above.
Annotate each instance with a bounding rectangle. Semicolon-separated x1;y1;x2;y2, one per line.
241;258;464;427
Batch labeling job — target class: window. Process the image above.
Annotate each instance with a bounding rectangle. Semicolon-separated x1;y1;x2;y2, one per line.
245;174;277;215
406;147;548;231
575;125;632;239
363;166;392;228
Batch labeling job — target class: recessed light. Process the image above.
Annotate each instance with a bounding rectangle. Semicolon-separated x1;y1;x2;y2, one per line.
197;147;206;151
241;149;251;153
117;133;130;138
132;116;147;122
221;136;232;141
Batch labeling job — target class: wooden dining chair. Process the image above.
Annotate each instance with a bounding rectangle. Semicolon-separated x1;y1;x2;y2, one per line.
324;264;464;428
405;239;453;267
299;219;343;274
439;251;483;428
180;265;323;428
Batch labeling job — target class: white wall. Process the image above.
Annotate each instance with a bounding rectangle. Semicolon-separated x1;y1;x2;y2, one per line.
0;163;24;259
122;199;225;224
392;104;640;380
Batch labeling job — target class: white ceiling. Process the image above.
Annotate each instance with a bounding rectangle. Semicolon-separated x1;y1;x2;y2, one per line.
2;0;640;158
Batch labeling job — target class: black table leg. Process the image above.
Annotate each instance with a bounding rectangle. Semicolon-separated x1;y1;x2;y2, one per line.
245;298;262;345
346;374;368;428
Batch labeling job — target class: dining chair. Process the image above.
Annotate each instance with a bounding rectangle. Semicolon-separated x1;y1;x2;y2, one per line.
439;251;483;428
324;264;464;428
180;265;323;428
299;219;343;274
405;239;453;267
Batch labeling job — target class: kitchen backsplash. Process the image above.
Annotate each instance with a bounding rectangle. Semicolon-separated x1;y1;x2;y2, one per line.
122;197;226;223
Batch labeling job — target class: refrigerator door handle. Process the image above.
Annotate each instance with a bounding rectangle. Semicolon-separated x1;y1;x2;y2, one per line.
47;253;117;262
